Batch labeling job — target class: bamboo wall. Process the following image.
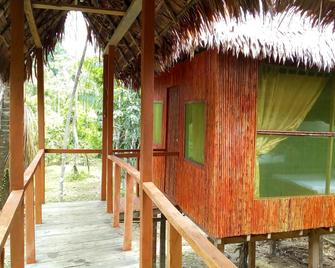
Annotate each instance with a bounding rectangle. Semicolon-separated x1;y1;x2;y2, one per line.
154;50;335;238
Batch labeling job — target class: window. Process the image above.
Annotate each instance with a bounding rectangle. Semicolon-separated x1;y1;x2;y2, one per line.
153;101;163;145
185;102;205;164
256;64;332;198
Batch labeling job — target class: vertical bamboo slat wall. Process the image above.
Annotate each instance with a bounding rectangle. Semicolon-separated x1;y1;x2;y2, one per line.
154;50;335;238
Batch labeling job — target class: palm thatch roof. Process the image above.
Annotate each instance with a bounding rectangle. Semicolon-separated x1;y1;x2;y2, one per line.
0;0;334;88
165;8;335;73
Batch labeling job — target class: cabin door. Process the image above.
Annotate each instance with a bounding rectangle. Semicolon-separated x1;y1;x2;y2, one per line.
165;87;179;202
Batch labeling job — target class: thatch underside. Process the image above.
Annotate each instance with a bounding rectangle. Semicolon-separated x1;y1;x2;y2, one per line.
0;0;334;88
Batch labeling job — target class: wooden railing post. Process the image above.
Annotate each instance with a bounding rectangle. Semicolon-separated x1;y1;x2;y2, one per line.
123;173;134;250
112;164;121;227
11;203;24;268
167;222;182;268
25;180;36;263
35;164;43;224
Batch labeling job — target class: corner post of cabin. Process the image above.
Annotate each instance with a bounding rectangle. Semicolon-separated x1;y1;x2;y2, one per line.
9;0;25;266
106;45;115;213
36;47;45;225
101;54;108;201
139;0;154;266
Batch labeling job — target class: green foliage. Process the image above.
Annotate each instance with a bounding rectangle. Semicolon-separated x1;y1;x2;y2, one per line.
66;170;88;181
24;41;141;167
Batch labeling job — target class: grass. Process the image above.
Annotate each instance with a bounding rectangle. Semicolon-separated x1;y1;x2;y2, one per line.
45;157;102;202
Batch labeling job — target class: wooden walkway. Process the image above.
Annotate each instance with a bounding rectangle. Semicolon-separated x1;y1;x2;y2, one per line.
27;201;140;268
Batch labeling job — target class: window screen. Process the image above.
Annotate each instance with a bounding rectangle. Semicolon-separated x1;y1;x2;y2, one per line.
185;102;205;164
256;65;332;198
153;102;163;145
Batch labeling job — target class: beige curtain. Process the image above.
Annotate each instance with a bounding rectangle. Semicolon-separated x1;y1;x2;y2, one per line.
255;66;328;196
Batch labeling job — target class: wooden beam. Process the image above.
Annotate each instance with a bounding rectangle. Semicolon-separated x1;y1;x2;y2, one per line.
24;0;42;48
101;55;108;201
139;0;154;266
45;148;101;154
106;46;115;213
32;2;126;17
36;48;45;204
9;0;25;266
103;0;142;54
167;222;182;268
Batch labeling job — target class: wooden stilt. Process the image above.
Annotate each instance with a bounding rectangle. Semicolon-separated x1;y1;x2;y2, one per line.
309;230;320;268
101;55;108;201
123;173;134;250
248;241;256;268
0;249;4;268
160;214;166;268
112;164;121;227
25;180;36;264
139;0;155;266
106;46;115;213
166;222;182;268
9;0;25;266
36;48;45;205
153;210;158;266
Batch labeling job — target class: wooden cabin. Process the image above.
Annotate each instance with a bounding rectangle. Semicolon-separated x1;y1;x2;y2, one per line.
151;10;335;241
1;0;335;267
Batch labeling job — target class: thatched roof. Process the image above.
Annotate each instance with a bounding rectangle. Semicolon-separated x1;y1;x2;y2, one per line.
165;8;335;73
0;0;334;88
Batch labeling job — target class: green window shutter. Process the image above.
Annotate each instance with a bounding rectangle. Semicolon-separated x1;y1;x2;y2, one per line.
185;102;205;164
153;102;163;145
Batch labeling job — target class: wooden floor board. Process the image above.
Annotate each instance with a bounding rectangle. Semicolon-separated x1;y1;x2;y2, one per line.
27;200;139;267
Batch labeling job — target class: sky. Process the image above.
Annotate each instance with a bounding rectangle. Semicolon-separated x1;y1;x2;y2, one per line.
62;11;98;60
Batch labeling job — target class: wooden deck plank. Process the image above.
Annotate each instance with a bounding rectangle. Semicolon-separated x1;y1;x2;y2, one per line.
27;200;139;267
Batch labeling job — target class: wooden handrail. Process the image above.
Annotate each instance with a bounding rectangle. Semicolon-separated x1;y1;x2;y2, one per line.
114;151;179;158
143;182;236;268
0;190;24;250
45;148;102;154
24;149;44;189
108;155;140;182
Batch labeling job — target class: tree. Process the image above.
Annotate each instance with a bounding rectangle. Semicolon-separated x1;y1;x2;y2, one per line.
59;37;88;201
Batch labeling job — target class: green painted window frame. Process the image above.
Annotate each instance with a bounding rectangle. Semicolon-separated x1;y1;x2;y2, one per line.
184;101;205;165
153;101;163;145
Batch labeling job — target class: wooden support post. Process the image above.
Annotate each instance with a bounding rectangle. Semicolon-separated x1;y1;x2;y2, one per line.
309;230;320;268
0;249;4;268
106;46;115;213
101;55;108;201
112;164;121;227
153;210;158;266
139;0;154;266
248;241;256;268
123;173;134;250
36;48;45;204
35;165;43;224
9;0;25;266
160;214;166;268
25;180;36;264
166;222;182;268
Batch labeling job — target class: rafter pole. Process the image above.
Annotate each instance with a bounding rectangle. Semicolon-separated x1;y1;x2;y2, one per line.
139;0;154;267
9;0;25;266
103;0;142;54
32;2;126;17
24;0;42;48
